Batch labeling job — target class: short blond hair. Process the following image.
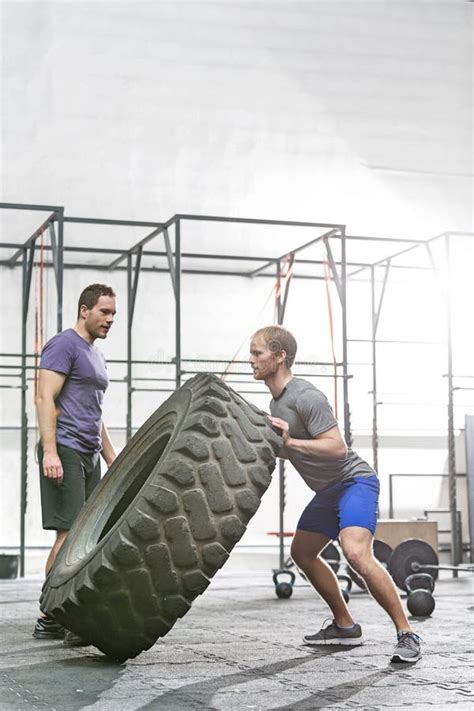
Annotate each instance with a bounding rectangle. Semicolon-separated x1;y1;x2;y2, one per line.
252;326;297;368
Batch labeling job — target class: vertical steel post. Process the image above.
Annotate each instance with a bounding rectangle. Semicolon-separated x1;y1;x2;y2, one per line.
56;210;64;332
388;475;394;519
465;415;474;564
370;266;378;472
445;234;460;569
175;220;181;389
125;246;143;440
369;259;390;472
20;247;34;577
278;459;285;569
126;254;133;442
340;227;351;445
275;260;286;568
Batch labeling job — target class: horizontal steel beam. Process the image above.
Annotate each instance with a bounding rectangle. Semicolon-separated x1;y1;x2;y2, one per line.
346;234;426;244
348;339;447;345
0;202;64;212
0;260;328;279
0;244;435;271
0;241;377;268
176;213;345;229
64;216;162;227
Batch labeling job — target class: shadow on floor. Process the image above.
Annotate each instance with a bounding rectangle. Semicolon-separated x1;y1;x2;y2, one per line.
1;654;124;709
136;649;353;710
272;669;393;709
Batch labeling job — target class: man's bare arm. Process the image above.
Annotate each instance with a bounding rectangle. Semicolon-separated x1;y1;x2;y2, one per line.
267;417;347;460
101;422;117;468
36;369;67;484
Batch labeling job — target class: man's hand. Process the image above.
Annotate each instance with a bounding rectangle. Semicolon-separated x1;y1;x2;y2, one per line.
267;418;347;461
42;450;64;486
101;422;117;470
104;453;117;469
267;416;291;446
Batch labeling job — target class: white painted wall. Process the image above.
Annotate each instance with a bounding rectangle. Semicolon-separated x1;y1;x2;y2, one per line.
0;0;472;572
1;0;471;232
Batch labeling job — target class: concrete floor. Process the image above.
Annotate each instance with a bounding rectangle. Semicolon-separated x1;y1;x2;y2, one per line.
0;569;473;710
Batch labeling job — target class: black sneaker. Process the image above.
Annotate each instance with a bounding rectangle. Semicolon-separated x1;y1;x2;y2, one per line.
63;629;91;647
303;619;364;646
391;632;422;663
33;616;65;640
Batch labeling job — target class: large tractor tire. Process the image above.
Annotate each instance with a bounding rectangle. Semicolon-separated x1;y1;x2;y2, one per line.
40;373;281;662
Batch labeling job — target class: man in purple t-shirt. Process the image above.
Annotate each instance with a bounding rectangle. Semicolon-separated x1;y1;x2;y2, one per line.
33;283;117;643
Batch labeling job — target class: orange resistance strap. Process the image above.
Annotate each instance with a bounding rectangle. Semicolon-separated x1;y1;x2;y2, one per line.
324;259;338;418
274;254;294;323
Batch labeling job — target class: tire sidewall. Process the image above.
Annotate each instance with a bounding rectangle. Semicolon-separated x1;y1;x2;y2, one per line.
48;386;192;587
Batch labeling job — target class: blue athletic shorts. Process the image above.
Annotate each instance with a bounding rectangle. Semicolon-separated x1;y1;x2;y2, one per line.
296;475;380;539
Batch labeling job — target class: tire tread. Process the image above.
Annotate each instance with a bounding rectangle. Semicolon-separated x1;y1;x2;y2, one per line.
41;373;281;661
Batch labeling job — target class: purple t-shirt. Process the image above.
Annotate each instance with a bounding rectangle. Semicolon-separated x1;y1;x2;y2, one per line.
39;329;109;454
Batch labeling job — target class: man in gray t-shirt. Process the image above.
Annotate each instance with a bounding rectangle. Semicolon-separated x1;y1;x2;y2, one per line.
250;325;421;664
33;283;117;644
270;377;375;492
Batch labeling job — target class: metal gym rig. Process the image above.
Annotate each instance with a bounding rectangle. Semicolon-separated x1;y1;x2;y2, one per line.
0;202;472;582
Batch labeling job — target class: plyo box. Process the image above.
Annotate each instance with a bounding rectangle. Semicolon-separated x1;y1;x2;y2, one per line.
375;520;439;553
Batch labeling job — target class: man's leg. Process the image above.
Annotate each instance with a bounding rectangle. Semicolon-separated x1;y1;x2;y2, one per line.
291;531;355;628
33;529;69;639
340;527;422;662
337;474;422;664
61;450;100;648
34;444;85;640
45;529;68;576
339;526;412;633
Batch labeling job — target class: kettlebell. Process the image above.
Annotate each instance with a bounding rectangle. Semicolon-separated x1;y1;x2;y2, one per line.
405;573;435;617
273;570;296;599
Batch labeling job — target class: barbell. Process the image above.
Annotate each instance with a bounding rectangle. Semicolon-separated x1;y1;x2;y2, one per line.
274;536;473;607
388;538;474;592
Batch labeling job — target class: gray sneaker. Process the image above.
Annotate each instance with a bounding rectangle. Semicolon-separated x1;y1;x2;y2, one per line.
303;619;364;646
391;632;422;663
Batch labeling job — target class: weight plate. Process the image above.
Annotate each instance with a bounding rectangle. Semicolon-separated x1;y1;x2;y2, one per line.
373;539;393;566
389;539;439;591
321;542;340;573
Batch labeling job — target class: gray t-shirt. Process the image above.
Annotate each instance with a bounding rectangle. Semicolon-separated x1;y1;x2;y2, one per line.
40;329;109;454
270;377;375;491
